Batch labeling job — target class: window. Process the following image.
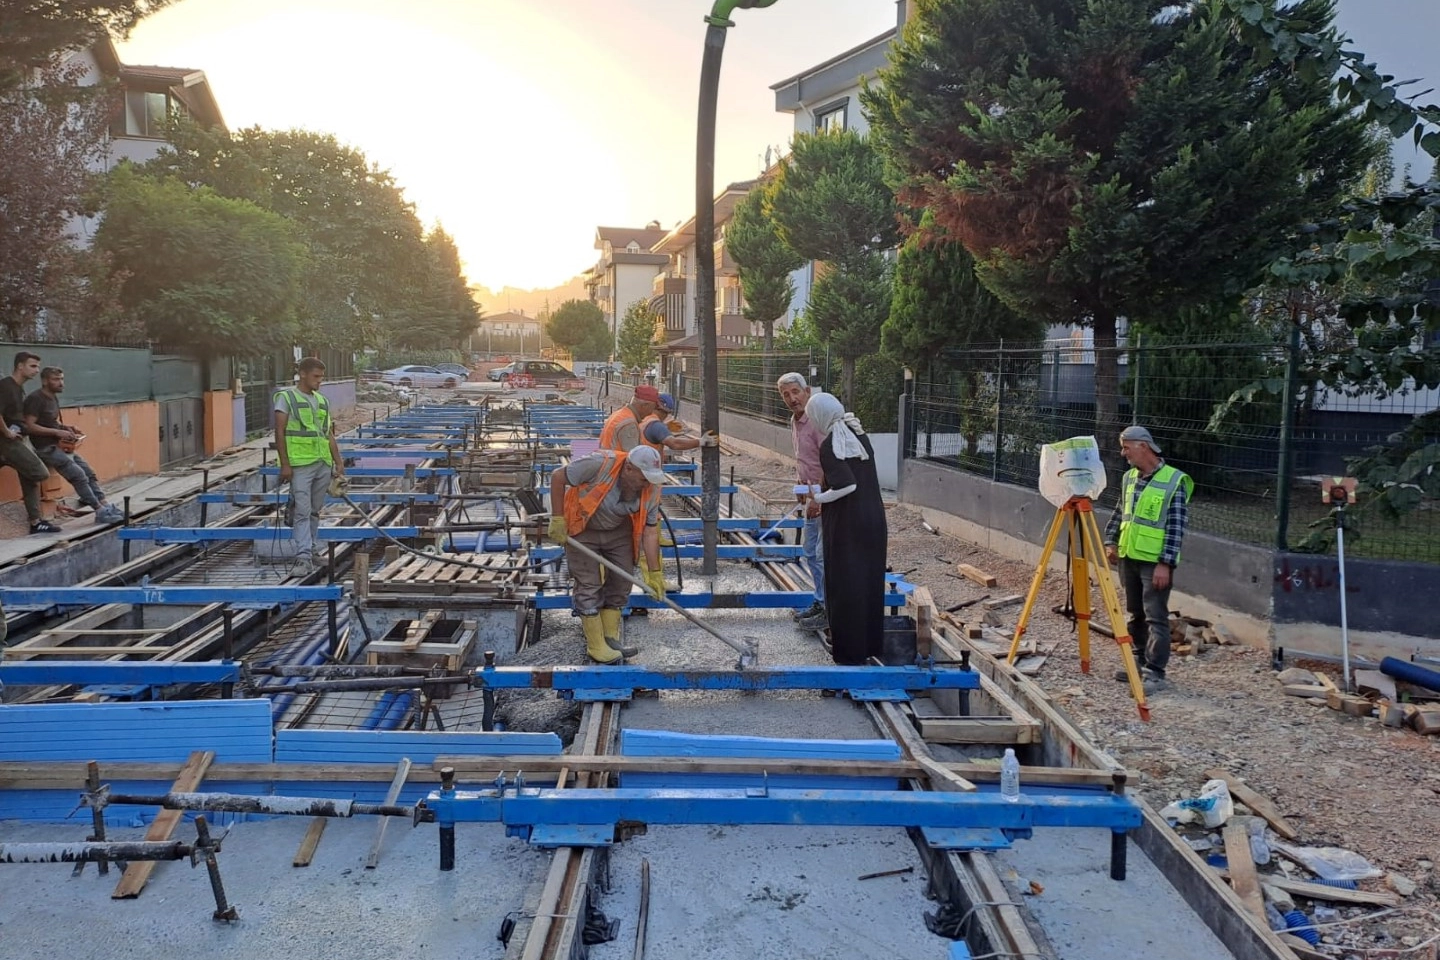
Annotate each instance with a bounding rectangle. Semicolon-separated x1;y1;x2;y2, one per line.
814;97;848;133
123;89;172;138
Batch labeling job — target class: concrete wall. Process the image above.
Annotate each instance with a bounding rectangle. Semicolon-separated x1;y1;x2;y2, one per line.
202;390;233;455
1272;552;1440;661
0;400;161;510
320;379;357;416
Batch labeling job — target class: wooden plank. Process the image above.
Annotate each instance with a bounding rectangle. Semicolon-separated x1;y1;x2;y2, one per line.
1203;769;1300;841
1222;822;1267;921
872;701;975;792
957;563;998;587
1282;684;1328;699
912;716;1039;745
292;818;327;867
112;750;215;899
365;758;412;869
1219;871;1400;907
981;595;1024;611
906;586;935;657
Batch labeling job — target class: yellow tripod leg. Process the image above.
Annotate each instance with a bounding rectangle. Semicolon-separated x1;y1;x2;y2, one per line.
1079;505;1150;721
1070;508;1092;673
1006;504;1067;665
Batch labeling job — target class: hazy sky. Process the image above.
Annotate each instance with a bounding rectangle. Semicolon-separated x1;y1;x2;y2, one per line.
116;0;1435;292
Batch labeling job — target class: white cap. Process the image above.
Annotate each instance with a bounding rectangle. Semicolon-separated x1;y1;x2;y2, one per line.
625;445;667;484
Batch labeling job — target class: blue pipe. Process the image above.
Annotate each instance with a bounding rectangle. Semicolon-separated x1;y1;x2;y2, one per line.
376;691;414;730
363;691;398;730
1380;656;1440;695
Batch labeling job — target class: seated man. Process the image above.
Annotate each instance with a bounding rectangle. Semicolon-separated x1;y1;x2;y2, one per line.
23;367;122;524
0;351;59;534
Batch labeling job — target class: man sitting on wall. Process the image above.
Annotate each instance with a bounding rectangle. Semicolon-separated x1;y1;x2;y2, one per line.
23;366;123;524
0;351;60;534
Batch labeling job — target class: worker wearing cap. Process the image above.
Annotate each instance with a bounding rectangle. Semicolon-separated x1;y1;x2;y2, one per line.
1104;425;1193;693
547;445;666;664
599;385;660;453
640;393;707;456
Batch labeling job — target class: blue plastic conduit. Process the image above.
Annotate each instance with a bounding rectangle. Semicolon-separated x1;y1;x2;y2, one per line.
363;691;398;730
1380;656;1440;695
376;691;414;730
266;617;348;722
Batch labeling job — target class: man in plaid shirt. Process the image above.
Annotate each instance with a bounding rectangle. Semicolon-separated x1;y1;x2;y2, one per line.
1105;425;1192;693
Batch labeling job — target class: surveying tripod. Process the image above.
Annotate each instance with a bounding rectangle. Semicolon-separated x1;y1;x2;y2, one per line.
1005;496;1150;721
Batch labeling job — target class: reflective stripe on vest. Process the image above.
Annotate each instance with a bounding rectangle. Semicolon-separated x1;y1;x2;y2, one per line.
1117;463;1192;563
562;451;651;552
599;406;638;451
278;388;333;466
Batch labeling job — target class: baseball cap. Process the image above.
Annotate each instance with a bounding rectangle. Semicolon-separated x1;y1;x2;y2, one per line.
658;393;676;413
626;445;667;484
634;385;660;403
1119;425;1161;454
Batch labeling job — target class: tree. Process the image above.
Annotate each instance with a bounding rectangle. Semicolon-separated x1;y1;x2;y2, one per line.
769;129;900;405
546;299;606;354
882;214;1038;373
616;299;659;371
0;55;114;338
388;225;480;350
1;1;176;90
864;0;1377;446
145;123;431;351
727;179;802;351
93;166;307;355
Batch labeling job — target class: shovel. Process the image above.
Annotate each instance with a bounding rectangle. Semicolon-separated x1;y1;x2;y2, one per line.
553;532;760;669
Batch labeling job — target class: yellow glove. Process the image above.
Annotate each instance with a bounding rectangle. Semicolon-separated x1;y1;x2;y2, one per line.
667;420;687;434
328;474;349;498
644;566;666;600
547;516;568;543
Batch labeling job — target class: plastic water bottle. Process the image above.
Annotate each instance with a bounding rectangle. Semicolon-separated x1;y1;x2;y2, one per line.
1000;748;1021;802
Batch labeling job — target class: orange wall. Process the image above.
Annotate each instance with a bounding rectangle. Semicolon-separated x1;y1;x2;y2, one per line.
203;389;234;455
0;400;160;508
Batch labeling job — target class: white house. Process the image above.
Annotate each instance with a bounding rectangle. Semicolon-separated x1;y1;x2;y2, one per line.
584;224;670;353
647;180;756;345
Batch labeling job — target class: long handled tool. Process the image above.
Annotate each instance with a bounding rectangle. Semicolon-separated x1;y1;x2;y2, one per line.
553;532;759;669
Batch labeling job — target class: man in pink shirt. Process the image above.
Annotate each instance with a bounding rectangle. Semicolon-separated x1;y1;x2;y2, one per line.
777;372;826;628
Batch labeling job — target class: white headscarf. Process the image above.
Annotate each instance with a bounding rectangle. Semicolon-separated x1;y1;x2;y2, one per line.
805;391;868;461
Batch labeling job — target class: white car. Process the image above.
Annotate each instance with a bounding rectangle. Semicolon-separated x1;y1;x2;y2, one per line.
378;365;459;389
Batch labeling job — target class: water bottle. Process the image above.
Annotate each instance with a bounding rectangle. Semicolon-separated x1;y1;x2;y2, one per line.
1000;748;1021;802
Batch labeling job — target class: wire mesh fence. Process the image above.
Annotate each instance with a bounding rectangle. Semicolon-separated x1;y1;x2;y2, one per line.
672;351;832;426
904;334;1440;564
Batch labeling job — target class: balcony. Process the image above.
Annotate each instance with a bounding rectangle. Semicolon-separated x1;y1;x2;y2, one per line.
714;240;739;278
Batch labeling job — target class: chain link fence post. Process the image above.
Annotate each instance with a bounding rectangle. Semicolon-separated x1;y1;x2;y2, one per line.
1274;323;1302;551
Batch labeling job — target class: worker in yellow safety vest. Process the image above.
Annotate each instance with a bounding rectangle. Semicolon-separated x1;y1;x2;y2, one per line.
547;446;666;664
274;357;345;574
1104;425;1192;694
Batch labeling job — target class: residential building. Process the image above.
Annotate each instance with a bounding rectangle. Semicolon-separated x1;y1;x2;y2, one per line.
648;181;756;348
471;311;544;357
585;224;670;352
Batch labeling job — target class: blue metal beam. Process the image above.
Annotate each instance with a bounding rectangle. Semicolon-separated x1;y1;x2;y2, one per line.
198;492;440;504
0;660;243;686
471;664;977;699
530;591;907;611
0;585;342;609
259;467;455;478
422;784;1141;839
118;527;421;543
332;449;454;459
529;544;800;562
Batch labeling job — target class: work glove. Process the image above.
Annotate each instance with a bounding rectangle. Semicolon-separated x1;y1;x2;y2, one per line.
644;566;666;600
328;474;349;498
698;431;720;448
547;516;568;544
667;420;688;434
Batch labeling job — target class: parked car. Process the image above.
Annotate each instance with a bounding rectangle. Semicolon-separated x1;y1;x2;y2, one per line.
434;362;470;379
487;361;519;382
378;365;459;388
496;359;578;387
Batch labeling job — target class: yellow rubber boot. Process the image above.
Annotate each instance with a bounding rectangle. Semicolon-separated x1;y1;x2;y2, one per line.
599;608;638;658
581;614;622;664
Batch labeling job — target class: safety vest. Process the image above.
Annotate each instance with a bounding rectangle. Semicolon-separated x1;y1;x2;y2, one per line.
563;450;655;551
599;406;639;451
277;388;333;467
1117;463;1193;563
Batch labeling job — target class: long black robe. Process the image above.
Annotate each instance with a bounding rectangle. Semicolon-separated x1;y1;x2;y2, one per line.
818;431;887;665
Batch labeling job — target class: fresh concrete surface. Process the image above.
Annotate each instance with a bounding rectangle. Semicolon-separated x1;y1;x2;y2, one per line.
0;815;547;960
993;827;1232;960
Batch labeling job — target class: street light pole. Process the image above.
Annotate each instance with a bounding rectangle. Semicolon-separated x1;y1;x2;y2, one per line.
696;0;779;576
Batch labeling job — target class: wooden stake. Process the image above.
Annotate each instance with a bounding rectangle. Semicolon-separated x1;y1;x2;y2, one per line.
365;757;412;869
112;750;214;899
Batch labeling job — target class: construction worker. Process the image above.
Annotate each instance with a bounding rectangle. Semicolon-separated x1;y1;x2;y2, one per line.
547;445;667;664
599;384;659;453
274;357;345;574
777;372;826;629
1104;425;1193;694
640;393;708;456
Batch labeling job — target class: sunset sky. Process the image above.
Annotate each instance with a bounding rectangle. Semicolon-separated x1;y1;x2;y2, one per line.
116;0;1436;293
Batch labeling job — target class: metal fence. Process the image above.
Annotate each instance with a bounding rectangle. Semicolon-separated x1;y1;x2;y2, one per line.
672;351;833;426
904;335;1440;563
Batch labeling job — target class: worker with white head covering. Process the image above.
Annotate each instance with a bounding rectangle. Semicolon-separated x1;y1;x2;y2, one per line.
803;392;888;665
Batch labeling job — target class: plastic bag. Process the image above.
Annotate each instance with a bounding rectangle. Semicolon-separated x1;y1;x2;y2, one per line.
1271;841;1383;881
1159;778;1234;828
1038;436;1107;508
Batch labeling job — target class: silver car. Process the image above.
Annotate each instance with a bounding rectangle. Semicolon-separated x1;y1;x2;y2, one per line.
379;365;459;388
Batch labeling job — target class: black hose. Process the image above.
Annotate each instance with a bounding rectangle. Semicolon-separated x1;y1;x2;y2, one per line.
659;508;684;590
